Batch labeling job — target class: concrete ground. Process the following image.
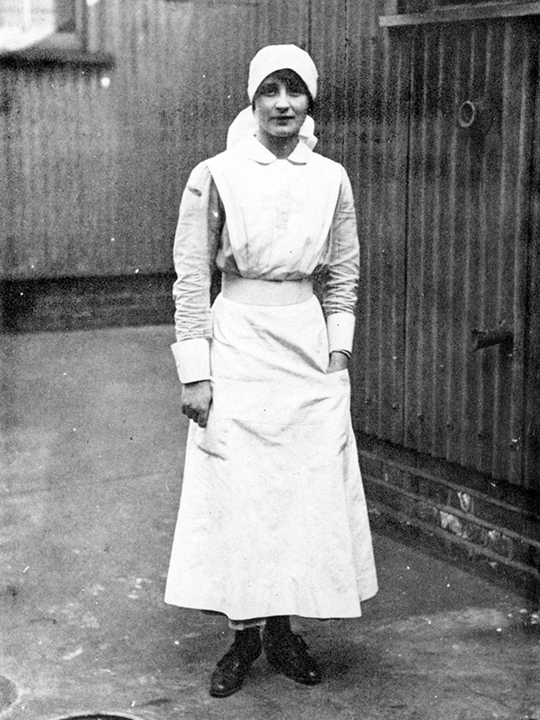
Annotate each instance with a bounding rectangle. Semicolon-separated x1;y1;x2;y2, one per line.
1;325;539;720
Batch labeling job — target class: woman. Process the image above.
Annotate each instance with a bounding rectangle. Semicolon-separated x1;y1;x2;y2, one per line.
165;44;377;698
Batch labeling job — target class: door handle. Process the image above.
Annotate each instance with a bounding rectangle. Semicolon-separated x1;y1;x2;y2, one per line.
471;323;513;351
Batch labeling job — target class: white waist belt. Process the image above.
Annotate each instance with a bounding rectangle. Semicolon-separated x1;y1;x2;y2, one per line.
221;274;313;306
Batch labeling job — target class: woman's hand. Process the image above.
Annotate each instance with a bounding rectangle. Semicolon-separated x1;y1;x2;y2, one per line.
181;380;212;428
327;350;349;374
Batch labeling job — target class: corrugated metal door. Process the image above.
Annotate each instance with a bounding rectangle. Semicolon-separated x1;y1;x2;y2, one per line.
404;18;536;484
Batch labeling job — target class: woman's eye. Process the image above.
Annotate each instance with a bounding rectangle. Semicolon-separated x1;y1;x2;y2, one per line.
287;85;305;96
259;84;278;96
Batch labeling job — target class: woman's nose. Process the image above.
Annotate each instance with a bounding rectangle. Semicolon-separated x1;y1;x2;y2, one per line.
275;89;291;109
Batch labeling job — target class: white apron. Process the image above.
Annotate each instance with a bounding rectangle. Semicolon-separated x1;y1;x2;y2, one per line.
166;138;377;619
165;287;378;620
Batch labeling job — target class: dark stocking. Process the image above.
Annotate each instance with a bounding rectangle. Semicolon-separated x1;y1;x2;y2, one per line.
233;625;262;652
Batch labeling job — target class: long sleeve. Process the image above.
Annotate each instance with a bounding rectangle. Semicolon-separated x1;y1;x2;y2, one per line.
170;162;224;383
322;167;360;354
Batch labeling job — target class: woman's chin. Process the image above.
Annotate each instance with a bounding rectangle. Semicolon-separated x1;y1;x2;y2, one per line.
269;128;299;139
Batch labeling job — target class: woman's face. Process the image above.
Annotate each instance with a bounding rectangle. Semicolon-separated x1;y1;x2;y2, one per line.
253;69;310;141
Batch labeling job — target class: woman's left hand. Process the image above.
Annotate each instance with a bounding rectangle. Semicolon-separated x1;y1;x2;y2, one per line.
327;350;349;374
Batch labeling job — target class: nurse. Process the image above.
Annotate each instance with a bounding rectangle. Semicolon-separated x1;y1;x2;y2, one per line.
165;44;377;698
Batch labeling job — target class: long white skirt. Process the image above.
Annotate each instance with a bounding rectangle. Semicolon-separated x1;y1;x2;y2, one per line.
165;293;378;620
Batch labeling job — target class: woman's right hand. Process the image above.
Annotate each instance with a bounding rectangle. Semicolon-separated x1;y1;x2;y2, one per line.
181;380;212;428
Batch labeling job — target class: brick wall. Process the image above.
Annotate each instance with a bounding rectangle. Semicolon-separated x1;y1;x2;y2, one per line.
360;444;540;599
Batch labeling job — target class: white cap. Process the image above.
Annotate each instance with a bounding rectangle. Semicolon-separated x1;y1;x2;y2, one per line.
247;44;318;102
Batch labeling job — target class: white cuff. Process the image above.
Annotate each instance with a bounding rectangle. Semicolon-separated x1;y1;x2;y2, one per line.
326;312;356;354
171;339;211;384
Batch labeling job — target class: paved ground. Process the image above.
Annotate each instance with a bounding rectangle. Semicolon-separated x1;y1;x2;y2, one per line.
1;326;539;720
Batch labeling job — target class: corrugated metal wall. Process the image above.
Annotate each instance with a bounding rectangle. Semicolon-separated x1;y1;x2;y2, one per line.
0;0;266;280
109;0;266;277
341;2;410;448
526;39;540;487
309;0;348;159
1;66;118;277
3;0;540;491
403;18;536;485
311;5;539;489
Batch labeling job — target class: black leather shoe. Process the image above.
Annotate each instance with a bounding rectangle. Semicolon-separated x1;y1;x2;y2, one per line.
209;634;262;698
263;629;322;685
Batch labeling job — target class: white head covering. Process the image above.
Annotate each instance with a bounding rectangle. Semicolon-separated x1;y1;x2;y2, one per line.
247;44;318;102
227;44;318;150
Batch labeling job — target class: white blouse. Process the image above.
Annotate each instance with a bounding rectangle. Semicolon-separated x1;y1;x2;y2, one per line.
171;136;360;383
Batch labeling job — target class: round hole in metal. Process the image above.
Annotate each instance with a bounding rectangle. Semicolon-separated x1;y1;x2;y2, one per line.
0;676;18;714
458;100;477;129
